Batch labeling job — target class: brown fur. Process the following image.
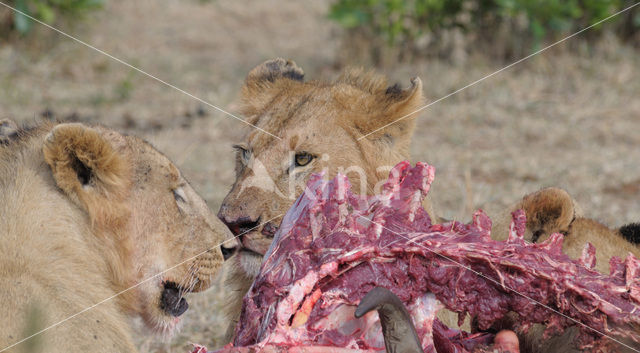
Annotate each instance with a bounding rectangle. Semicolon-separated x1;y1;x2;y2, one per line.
0;122;234;353
219;58;440;340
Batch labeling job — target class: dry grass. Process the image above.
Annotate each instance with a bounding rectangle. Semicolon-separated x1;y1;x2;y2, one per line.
1;0;639;352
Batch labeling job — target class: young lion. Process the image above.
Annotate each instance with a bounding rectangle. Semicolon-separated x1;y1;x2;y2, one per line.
492;187;639;273
0;122;235;352
490;187;640;352
217;58;438;339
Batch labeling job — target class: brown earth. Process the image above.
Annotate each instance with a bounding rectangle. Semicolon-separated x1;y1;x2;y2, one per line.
0;0;638;352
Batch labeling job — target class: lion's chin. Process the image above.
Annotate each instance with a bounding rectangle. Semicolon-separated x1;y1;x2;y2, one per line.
141;308;184;338
237;248;264;278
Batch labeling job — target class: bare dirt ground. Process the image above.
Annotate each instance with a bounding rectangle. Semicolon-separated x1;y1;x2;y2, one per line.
1;0;638;352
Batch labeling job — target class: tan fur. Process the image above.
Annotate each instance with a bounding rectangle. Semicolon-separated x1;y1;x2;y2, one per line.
218;58;441;340
491;187;640;352
0;122;234;353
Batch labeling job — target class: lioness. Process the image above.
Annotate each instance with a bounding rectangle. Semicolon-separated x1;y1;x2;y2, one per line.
0;122;235;352
217;58;437;338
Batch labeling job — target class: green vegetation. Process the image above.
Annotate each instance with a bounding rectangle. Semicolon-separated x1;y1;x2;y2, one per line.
329;0;639;61
4;0;103;34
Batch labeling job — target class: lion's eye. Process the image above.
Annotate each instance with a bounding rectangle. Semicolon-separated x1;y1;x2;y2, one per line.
294;152;314;167
173;187;187;203
233;144;251;163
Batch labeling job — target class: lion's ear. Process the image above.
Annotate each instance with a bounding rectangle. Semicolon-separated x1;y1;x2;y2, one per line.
239;58;305;118
619;223;640;245
43;123;131;226
0;119;18;144
352;77;423;156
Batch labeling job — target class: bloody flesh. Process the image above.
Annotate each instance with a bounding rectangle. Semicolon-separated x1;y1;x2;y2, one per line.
200;162;640;353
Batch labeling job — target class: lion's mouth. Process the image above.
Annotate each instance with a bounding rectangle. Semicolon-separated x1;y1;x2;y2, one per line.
160;282;189;317
232;222;281;277
261;222;278;238
239;247;262;256
238;225;278;255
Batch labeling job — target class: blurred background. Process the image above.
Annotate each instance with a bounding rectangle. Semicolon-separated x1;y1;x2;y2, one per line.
1;0;639;351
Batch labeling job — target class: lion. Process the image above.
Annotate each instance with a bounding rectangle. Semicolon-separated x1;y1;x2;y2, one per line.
0;121;236;353
217;58;439;339
490;187;640;352
492;187;639;273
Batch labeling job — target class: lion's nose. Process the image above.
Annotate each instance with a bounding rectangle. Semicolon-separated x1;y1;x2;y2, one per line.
160;282;189;317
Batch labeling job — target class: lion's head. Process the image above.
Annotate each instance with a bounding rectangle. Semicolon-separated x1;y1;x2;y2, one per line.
36;122;235;334
216;60;432;328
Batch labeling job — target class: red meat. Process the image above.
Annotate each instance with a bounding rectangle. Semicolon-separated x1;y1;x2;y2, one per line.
197;162;640;353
